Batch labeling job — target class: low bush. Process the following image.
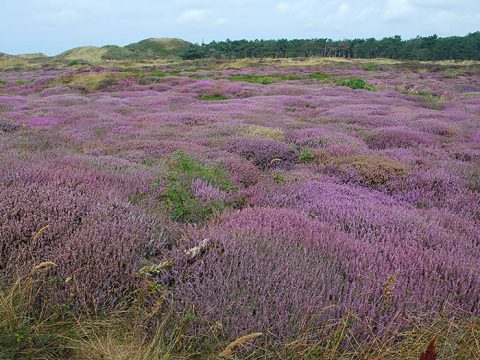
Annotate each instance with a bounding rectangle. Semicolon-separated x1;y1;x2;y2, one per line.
336;77;376;91
362;63;376;71
197;94;229;100
0;120;20;133
0;166;165;312
365;127;434;149
309;72;330;79
329;155;409;186
298;149;315;163
223;137;297;169
229;73;301;84
159;151;234;222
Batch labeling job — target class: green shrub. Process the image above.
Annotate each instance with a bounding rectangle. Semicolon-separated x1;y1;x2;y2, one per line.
229;74;301;84
0;274;73;359
160;151;234;222
336;77;376;91
197;94;229;101
309;72;330;80
272;173;285;184
67;60;79;66
299;149;315;163
362;63;376;71
0;79;6;85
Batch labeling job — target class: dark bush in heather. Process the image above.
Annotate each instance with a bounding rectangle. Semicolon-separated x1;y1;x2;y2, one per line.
223;137;297;169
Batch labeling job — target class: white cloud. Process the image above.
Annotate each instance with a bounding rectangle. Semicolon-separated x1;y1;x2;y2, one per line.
337;2;351;16
275;1;292;13
176;9;208;23
214;17;228;25
408;0;465;9
382;0;414;21
424;9;480;35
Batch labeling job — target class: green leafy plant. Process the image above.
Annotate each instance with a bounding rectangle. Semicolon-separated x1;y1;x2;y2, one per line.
336;77;376;91
309;72;330;80
0;79;6;85
272;173;285;184
362;63;376;71
160;151;234;222
299;149;315;163
67;60;79;66
229;74;301;84
197;94;229;101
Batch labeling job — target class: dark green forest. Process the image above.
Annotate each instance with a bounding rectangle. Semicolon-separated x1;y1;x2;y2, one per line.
181;32;480;60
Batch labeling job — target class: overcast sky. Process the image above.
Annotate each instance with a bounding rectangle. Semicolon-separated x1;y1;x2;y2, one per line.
1;0;479;55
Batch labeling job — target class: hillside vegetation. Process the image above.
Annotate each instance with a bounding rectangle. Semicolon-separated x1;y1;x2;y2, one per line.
55;38;191;63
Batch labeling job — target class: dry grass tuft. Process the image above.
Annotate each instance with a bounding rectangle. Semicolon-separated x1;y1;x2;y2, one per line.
218;332;263;357
238;125;285;140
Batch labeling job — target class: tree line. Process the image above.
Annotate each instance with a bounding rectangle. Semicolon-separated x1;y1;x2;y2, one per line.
180;32;480;61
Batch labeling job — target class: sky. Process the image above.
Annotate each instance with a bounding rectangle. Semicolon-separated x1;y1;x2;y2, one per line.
1;0;479;55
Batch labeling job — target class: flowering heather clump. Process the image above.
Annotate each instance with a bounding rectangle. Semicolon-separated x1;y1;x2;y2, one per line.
190;178;231;204
25;116;60;127
366;127;435;149
247;179;480;314
0;165;167;311
172;208;361;340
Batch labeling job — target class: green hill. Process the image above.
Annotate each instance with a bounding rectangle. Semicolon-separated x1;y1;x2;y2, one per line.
55;38;192;63
124;38;191;58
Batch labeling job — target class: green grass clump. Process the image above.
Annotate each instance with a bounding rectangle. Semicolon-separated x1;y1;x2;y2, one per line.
229;73;301;84
124;69;182;77
362;63;376;71
0;271;73;359
309;72;330;80
67;60;79;66
299;149;315;163
272;173;285;184
159;151;234;222
15;80;30;86
336;77;376;91
407;90;444;101
401;89;446;109
0;79;6;85
197;94;229;101
52;72;129;91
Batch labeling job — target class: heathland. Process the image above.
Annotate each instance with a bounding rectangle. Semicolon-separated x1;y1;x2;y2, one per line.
0;52;479;359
